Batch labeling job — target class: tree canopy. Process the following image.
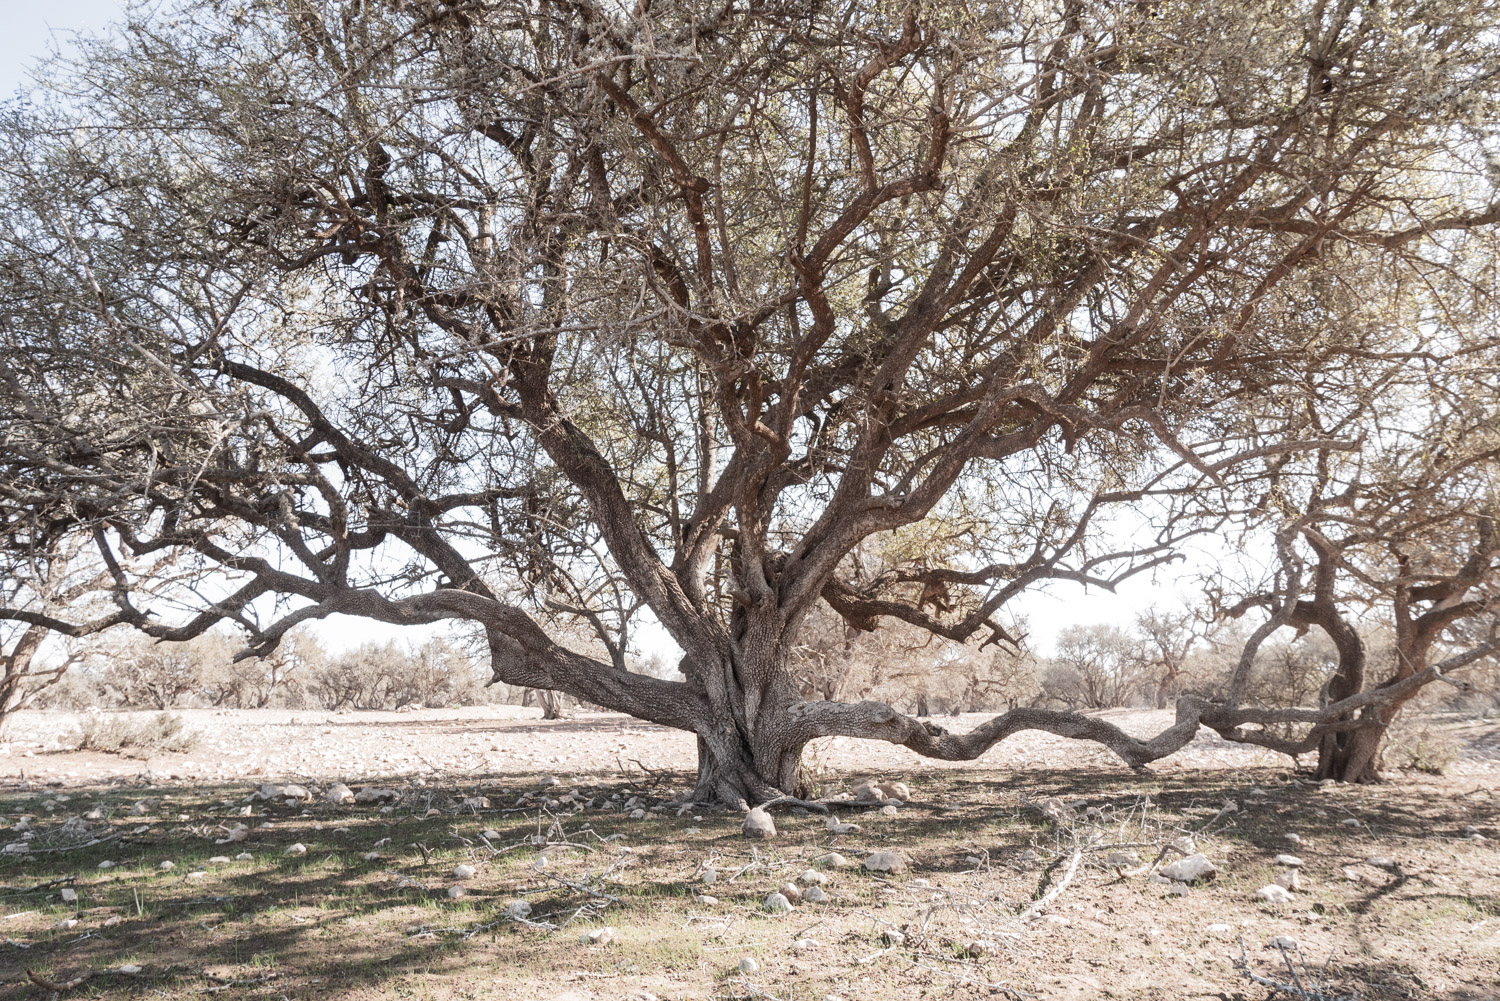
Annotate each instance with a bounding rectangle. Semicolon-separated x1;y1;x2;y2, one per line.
3;0;1499;801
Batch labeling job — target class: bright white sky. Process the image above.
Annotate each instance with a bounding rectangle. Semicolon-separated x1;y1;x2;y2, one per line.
3;1;1237;660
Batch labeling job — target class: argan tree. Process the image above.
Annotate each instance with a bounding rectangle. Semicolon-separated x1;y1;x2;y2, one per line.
3;0;1498;803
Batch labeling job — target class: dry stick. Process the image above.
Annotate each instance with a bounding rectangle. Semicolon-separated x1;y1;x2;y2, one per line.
1021;846;1082;920
27;969;95;991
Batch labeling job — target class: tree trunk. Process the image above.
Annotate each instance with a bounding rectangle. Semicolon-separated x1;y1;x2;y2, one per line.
1315;714;1386;783
538;687;565;720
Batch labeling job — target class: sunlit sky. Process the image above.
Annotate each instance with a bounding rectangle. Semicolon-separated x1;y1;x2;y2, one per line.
3;1;1226;660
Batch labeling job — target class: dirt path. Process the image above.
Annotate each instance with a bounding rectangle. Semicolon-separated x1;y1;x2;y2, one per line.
5;707;1497;789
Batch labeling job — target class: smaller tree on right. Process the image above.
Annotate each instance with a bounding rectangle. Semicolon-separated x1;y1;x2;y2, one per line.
1225;381;1500;782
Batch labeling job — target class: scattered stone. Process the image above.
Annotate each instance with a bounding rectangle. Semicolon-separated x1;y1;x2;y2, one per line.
324;783;355;805
629;808;646;820
505;900;532;920
1275;869;1302;892
695;894;719;905
738;956;759;975
878;804;898;817
700;867;718;884
1274;854;1304;867
1268;935;1300;950
1019;849;1043;863
1285;833;1303;845
742;806;776;839
285;843;307;857
1255;884;1293;904
480;829;501;840
911;877;931;888
1159;854;1217;883
158;861;175;871
1104;851;1141;867
1166;883;1191;897
102;916;122;927
854;783;887;803
778;882;803;905
813;852;849;868
453;863;476;880
235;852;253;861
1366;856;1395;868
1149;873;1171;885
803;885;828;903
208;856;231;864
446;885;465;899
799;869;828;886
793;937;820;953
879;782;912;801
579;925;616;945
97;860;114;869
1342;866;1361;881
118;964;141;974
763;892;793;914
60;888;78;903
187;871;207;880
1470;833;1487;843
863;851;908;874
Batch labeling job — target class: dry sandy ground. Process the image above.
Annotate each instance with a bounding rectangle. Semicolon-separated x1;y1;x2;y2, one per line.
4;706;1498;789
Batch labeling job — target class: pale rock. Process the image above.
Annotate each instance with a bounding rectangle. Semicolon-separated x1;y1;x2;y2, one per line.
700;867;718;884
452;863;476;879
1366;856;1395;868
118;964;141;974
60;888;78;903
324;783;355;805
1019;849;1043;863
97;860;114;869
695;894;719;905
480;829;501;840
1275;869;1302;892
1104;851;1140;867
1285;833;1303;845
532;854;549;871
285;842;307;856
446;885;465;899
911;877;931;888
1275;854;1304;867
1159;854;1217;883
763;891;793;914
1255;884;1293;904
878;805;898;817
1166;883;1191;897
363;852;381;861
158;860;175;871
778;881;803;905
742;806;776;839
737;956;759;974
799;868;828;886
629;808;646;820
1268;935;1299;950
187;871;207;879
505;900;532;920
814;851;849;868
863;851;907;873
853;783;887;803
1471;833;1487;842
964;938;998;957
1341;866;1361;881
102;915;122;927
1249;787;1268;798
208;856;231;864
793;937;820;953
1149;873;1171;885
235;852;253;861
684;827;700;835
879;782;911;801
580;925;616;945
803;885;828;903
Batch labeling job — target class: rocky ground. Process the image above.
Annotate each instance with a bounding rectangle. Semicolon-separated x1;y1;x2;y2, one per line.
9;706;1499;787
2;709;1498;1001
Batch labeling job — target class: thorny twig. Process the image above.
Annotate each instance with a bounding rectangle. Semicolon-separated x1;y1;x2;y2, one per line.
1233;934;1356;1000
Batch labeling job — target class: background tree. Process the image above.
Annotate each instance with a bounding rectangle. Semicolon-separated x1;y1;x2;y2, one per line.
2;0;1498;804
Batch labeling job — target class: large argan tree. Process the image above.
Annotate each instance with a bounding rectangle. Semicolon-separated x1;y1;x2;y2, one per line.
3;0;1498;804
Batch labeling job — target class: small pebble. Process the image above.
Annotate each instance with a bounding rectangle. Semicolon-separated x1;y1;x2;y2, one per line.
738;956;759;974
